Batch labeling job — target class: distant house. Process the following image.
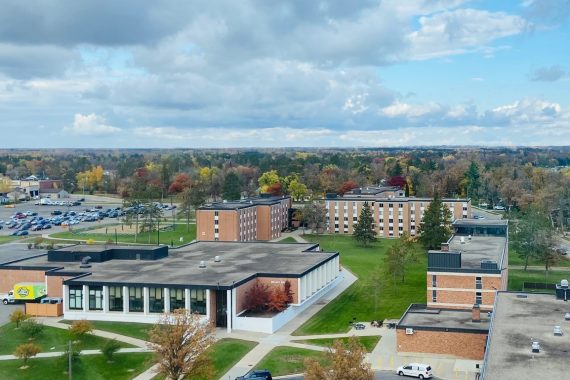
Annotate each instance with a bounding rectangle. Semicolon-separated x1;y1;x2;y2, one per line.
39;180;65;196
56;190;70;199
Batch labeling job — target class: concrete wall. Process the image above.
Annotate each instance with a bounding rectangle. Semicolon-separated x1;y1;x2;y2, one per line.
0;269;45;293
397;328;488;360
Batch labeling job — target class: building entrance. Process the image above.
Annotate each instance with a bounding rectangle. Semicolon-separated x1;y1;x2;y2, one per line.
215;290;227;328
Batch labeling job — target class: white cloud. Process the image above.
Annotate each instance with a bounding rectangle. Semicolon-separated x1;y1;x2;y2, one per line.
64;113;121;135
380;101;442;118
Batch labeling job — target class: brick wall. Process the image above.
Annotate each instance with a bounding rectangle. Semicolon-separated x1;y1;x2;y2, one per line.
397;329;487;360
46;275;72;297
235;277;299;314
0;269;45;293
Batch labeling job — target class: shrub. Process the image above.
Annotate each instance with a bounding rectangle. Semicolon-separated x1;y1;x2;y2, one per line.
9;310;29;328
14;343;41;367
69;320;93;340
102;339;121;362
20;319;44;340
33;237;44;248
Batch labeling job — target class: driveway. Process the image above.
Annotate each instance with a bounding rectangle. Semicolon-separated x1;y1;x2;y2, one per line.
0;304;24;326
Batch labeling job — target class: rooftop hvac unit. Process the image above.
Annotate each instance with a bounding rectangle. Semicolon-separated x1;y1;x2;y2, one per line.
565;313;570;321
199;260;206;268
405;328;414;335
531;341;540;353
214;256;221;262
561;279;569;288
460;237;466;244
553;326;563;336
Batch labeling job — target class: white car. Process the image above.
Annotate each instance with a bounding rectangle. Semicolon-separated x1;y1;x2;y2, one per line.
396;363;433;379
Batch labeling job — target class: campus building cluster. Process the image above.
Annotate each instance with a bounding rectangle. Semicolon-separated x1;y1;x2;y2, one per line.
196;195;291;242
0;241;340;333
322;186;471;238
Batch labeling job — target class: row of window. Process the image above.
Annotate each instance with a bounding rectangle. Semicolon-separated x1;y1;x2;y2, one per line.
431;290;482;304
431;275;483;289
69;286;207;314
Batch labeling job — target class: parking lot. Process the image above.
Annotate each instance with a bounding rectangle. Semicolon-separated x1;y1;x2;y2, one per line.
0;195;123;237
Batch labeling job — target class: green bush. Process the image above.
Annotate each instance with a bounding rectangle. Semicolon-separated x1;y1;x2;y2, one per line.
20;319;44;340
101;339;121;362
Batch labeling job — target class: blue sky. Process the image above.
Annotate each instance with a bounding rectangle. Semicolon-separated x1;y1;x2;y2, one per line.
0;0;568;148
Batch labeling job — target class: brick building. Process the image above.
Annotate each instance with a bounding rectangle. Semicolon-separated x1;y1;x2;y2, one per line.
196;195;291;242
0;242;341;334
427;220;509;311
322;186;471;238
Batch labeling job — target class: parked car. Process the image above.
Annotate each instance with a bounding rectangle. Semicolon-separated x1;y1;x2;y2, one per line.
11;230;29;236
396;363;433;379
235;370;273;380
51;210;62;215
493;205;505;210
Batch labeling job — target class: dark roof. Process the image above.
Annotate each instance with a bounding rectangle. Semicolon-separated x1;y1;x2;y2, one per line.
1;241;336;289
199;195;290;211
397;304;490;333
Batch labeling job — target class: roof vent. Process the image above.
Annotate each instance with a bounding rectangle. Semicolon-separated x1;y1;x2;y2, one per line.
516;294;528;299
531;341;540;353
199;260;206;268
561;279;569;288
79;256;92;269
554;326;563;336
214;256;221;262
468;235;472;241
565;313;570;321
460;237;466;244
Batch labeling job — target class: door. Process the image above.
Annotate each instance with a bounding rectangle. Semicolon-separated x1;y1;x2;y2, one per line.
215;290;227;328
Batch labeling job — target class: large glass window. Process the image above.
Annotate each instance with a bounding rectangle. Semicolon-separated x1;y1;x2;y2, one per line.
190;289;207;315
69;285;83;310
88;286;103;310
170;288;185;311
476;292;482;305
109;286;123;312
149;287;164;313
129;287;143;312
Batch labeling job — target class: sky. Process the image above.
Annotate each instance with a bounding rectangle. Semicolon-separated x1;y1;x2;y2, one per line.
0;0;569;148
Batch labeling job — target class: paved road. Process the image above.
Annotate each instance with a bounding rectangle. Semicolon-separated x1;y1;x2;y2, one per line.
277;371;441;380
0;304;24;326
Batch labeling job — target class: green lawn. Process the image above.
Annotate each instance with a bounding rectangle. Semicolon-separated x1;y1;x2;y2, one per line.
0;322;133;355
256;346;330;377
508;242;570;268
293;235;426;335
50;223;196;246
292;335;380;352
0;236;24;244
508;269;569;292
203;338;258;379
61;320;150;341
275;237;298;243
0;352;153;380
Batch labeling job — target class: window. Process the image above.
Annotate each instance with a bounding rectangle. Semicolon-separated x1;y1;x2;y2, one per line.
398;203;403;208
388;203;393;208
149;287;164;313
69;285;83;310
398;226;403;231
476;292;482;305
389;219;394;223
432;290;437;302
88;286;103;311
432;275;437;287
170;288;186;311
190;289;207;315
109;286;123;311
214;219;218;225
379;203;383;207
476;277;482;289
129;287;144;312
214;211;218;217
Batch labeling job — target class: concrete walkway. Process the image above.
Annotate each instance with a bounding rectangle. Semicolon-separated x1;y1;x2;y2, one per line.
270;229;310;243
0;347;151;361
509;265;570;272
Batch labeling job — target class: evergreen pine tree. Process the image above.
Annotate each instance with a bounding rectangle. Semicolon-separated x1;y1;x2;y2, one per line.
465;162;480;200
353;201;376;247
418;193;452;249
222;172;241;200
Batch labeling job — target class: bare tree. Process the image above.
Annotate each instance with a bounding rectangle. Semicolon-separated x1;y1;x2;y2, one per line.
149;310;215;380
304;336;374;380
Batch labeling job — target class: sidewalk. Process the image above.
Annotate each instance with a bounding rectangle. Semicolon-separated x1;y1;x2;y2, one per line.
0;347;150;361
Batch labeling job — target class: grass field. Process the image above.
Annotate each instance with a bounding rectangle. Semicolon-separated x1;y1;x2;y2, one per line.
51;223;196;246
275;236;298;243
0;236;24;244
61;320;151;341
203;338;258;379
291;335;380;352
508;269;570;292
256;346;330;377
0;322;133;355
508;242;570;268
293;235;426;335
0;352;153;380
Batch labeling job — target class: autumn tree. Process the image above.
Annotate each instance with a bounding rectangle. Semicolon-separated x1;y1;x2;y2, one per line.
338;180;358;195
511;207;556;270
288;179;308;201
258;170;281;193
69;319;93;340
418;193;452;250
222;171;242;200
168;173;192;194
14;343;41;368
149;310;215;380
284;280;294;305
9;309;29;328
266;182;283;196
300;202;327;234
267;286;290;312
243;280;271;312
384;233;417;283
353;202;376;247
304;336;374;380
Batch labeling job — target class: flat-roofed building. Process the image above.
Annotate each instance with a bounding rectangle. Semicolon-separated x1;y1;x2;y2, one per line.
322;186;471;237
197;195;291;242
0;241;340;333
481;288;570;379
427;220;509;311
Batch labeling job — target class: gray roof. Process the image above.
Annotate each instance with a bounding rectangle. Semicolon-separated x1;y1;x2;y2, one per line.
2;241;336;289
447;235;507;270
0;242;51;265
453;219;508;227
199;195;290;210
482;292;570;380
398;304;490;333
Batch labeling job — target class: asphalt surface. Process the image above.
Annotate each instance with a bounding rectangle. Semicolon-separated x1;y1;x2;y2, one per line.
0;303;24;326
279;371;439;380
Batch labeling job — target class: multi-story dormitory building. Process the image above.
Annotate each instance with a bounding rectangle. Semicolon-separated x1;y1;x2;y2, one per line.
196;195;291;242
322;186;471;237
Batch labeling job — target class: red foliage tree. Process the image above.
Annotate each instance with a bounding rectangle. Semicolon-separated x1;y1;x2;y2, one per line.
387;175;407;189
284;280;294;305
169;173;192;194
266;183;283;196
267;287;289;312
243;280;270;312
338;180;358;195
